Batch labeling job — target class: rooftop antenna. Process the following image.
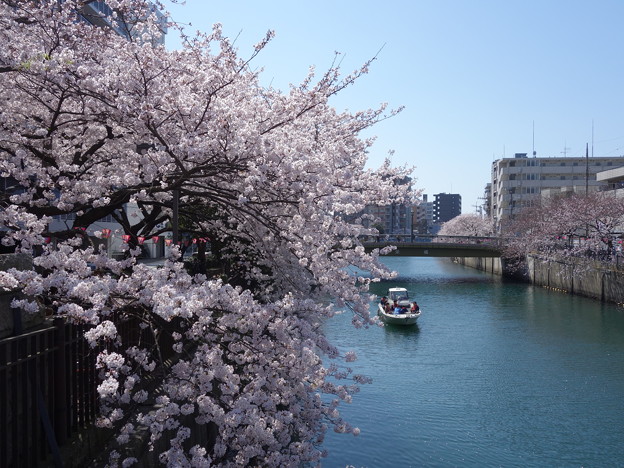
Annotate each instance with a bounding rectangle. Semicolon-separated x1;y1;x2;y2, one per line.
561;142;570;157
592;119;594;157
532;120;536;157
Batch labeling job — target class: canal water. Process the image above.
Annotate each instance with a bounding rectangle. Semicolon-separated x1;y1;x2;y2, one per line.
321;257;624;467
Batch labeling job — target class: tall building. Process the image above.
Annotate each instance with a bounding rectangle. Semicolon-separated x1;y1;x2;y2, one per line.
364;203;413;236
433;193;461;223
490;153;624;230
482;183;492;217
414;194;434;234
78;1;166;44
357;176;414;236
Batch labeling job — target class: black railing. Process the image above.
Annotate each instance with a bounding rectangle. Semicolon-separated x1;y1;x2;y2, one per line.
0;312;172;467
361;234;501;245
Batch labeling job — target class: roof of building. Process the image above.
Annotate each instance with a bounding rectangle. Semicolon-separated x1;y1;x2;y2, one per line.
596;166;624;183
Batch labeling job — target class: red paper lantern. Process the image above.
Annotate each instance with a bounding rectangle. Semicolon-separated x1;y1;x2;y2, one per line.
137;236;145;245
152;236;160;243
122;234;131;243
165;239;173;246
101;228;111;239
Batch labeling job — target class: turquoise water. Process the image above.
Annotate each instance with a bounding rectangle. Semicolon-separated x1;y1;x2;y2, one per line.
321;257;624;467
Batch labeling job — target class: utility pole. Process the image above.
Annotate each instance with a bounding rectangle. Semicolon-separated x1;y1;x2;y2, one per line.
585;143;589;196
508;188;514;220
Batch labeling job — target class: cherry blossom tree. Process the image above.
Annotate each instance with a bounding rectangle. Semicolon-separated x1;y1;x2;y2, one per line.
438;213;494;237
0;1;415;466
503;191;624;261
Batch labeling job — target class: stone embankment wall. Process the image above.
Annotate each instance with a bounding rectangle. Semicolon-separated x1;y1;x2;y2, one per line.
526;255;624;305
451;256;529;281
452;255;624;305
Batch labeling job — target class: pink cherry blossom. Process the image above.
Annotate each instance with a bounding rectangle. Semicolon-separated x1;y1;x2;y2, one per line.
504;191;624;265
439;213;494;237
0;0;416;465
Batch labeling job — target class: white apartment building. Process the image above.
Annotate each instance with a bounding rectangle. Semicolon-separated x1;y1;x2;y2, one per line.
364;203;413;236
414;195;434;234
491;153;624;230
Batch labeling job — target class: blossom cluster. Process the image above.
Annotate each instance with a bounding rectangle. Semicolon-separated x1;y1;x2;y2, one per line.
0;1;415;466
504;191;624;262
438;213;494;237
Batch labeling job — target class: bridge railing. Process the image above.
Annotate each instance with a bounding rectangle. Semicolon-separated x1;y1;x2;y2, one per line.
361;235;502;245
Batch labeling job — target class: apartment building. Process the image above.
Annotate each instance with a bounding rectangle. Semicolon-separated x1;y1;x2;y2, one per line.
364;203;413;236
433;193;461;223
79;1;166;44
414;194;434;234
356;176;415;235
491;153;624;229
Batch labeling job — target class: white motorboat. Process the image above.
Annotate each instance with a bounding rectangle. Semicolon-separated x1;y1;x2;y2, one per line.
378;287;421;325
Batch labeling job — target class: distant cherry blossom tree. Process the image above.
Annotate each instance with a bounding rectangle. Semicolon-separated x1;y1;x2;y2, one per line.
0;1;415;466
438;214;494;237
503;191;624;261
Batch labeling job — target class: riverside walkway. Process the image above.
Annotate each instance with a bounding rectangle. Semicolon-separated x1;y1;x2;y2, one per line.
361;235;502;257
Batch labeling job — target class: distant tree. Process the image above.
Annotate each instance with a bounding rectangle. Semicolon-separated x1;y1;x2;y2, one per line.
503;192;624;261
438;214;494;237
0;1;415;466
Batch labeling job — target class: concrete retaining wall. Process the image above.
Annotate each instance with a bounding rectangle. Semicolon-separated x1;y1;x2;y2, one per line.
526;255;624;304
451;256;529;281
451;257;502;275
453;255;624;305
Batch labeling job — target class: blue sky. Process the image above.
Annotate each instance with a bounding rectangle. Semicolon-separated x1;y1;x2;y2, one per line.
163;0;624;213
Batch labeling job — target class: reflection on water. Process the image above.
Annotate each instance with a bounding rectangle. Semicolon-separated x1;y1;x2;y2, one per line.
321;257;624;468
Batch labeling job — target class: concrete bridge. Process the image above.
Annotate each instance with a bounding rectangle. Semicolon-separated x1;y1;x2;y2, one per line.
361;235;502;258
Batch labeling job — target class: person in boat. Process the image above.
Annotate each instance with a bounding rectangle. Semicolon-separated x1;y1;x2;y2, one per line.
381;296;388;307
411;302;420;312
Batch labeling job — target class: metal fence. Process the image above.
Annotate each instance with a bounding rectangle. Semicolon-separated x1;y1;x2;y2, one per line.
0;318;97;467
0;312;171;468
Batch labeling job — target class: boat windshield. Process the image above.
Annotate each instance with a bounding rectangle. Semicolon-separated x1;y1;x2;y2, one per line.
390;291;408;301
